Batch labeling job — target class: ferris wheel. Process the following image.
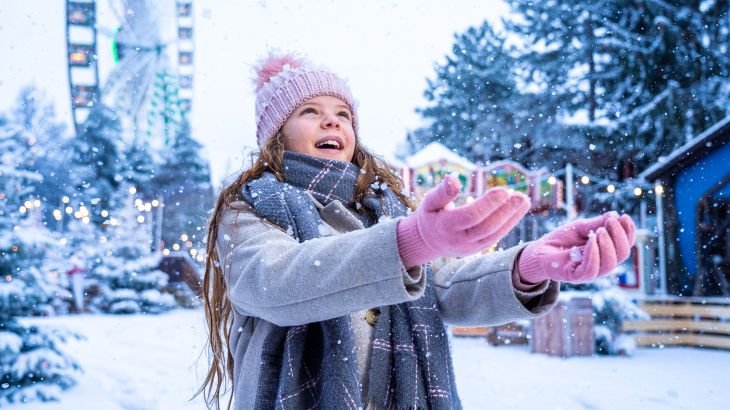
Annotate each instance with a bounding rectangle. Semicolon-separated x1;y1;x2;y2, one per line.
65;0;195;146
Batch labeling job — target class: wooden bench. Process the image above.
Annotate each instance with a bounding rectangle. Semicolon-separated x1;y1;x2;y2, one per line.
622;297;730;350
486;322;529;346
451;322;530;346
451;326;489;337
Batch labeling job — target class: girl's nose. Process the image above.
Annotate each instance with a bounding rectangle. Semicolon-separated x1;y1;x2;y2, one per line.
321;112;340;129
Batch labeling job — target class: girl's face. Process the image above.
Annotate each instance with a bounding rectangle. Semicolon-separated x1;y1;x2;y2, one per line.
281;95;356;163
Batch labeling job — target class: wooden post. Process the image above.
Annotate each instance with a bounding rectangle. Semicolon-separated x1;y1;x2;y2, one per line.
531;297;594;357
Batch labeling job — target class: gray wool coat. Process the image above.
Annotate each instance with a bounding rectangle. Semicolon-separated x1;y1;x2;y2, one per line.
216;198;560;409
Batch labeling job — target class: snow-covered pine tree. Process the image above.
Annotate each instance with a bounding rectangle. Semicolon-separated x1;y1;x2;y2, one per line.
0;114;80;405
122;140;158;201
82;189;177;314
0;116;69;317
415;1;729;177
504;0;730;174
9;87;74;232
66;104;125;224
413;22;524;163
412;19;582;170
156;119;213;250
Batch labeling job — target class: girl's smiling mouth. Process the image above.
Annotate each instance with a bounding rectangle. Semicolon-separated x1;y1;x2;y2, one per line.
315;135;345;151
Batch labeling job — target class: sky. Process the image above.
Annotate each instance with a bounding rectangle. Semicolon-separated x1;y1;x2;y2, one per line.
0;0;510;186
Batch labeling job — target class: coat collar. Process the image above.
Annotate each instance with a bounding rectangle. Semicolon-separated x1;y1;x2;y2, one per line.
304;192;364;232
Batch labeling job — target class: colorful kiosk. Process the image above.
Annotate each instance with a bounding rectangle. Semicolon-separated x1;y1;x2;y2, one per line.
400;142;562;214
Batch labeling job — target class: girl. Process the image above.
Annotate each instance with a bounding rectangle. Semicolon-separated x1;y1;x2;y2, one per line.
197;54;635;409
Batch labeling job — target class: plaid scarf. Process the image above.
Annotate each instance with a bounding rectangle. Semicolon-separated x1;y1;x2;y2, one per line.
241;151;461;409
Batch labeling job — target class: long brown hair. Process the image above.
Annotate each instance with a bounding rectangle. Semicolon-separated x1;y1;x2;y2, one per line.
193;131;413;409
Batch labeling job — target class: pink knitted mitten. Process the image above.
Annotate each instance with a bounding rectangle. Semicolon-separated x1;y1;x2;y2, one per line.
397;175;531;269
517;212;636;284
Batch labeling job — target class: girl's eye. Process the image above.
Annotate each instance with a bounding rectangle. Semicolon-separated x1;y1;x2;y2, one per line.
338;111;351;120
301;107;317;115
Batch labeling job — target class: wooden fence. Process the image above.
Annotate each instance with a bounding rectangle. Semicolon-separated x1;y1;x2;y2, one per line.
622;297;730;350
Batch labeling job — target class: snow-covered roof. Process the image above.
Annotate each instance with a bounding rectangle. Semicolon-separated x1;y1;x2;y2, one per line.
405;142;476;170
640;115;730;181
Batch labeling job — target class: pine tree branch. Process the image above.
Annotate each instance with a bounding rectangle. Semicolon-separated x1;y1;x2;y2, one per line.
609;81;679;131
596;36;662;55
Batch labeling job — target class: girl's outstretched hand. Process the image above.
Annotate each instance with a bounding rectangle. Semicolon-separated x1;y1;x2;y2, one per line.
517;212;636;285
397;175;531;269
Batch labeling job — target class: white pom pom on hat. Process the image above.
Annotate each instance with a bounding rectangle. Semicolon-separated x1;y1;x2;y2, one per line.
253;53;358;148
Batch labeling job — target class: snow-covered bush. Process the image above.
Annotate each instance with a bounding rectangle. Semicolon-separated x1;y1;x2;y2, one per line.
0;320;82;405
107;289;142;314
83;239;181;315
0;224;81;405
139;289;178;314
100;287;177;315
0;226;69;317
108;300;142;315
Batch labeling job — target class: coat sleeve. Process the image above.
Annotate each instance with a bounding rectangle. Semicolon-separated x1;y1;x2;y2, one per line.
432;244;559;327
216;202;426;326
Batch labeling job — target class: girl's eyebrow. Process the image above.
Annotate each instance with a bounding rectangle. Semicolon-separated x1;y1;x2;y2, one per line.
299;102;351;111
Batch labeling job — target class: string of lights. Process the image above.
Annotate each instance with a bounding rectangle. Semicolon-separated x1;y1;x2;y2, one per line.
14;186;207;263
549;166;662;197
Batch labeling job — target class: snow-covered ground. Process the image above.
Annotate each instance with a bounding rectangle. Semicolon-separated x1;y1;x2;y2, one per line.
19;310;209;410
18;309;730;409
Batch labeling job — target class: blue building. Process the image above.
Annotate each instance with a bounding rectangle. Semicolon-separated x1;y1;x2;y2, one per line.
640;116;730;297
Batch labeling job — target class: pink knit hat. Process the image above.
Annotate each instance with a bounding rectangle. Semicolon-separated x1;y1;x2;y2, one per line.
254;53;358;148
